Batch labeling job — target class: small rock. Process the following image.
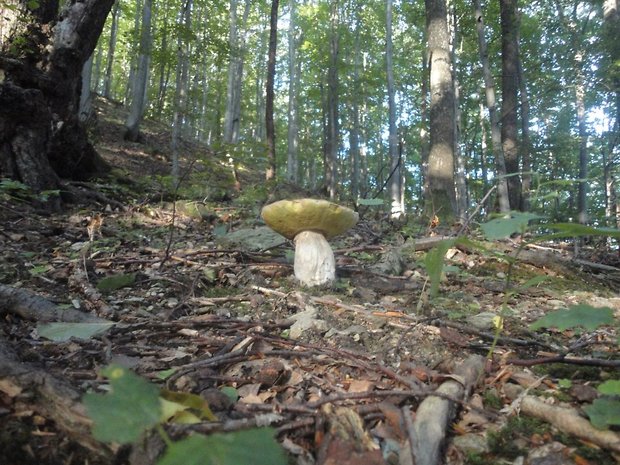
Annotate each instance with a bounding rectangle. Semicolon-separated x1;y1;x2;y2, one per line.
289;306;328;339
452;433;489;454
527;441;572;465
466;312;499;330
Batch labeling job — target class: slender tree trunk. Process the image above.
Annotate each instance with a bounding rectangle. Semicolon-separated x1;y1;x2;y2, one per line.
171;0;192;186
124;0;152;142
0;0;114;200
265;0;279;181
516;37;532;211
386;0;402;217
555;0;592;225
325;0;340;199
79;53;94;123
155;7;170;118
449;0;467;220
603;0;619;228
286;0;299;183
500;0;522;210
425;0;457;219
224;0;251;144
473;0;510;213
254;28;268;141
103;0;120;100
420;42;430;205
350;15;362;202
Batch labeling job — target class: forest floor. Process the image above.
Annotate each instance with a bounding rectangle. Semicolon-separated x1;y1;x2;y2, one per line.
1;97;620;465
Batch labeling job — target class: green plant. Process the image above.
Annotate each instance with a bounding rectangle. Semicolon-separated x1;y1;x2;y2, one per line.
83;365;287;465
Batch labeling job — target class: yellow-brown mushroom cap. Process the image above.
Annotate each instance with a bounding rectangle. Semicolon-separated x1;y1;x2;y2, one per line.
261;199;359;240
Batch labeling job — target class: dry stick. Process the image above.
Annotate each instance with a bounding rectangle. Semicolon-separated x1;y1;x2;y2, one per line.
411;354;485;465
507;354;620;368
504;388;620;453
0;283;109;323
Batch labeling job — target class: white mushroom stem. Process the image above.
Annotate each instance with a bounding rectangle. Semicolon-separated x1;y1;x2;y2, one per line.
293;230;336;286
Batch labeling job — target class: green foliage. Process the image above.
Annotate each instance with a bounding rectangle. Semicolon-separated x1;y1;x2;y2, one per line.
96;273;136;292
597;380;620;396
83;365;287;463
424;239;455;298
83;365;162;444
480;212;542;239
529;304;615;332
157;429;287;465
583;398;620;429
37;321;115;342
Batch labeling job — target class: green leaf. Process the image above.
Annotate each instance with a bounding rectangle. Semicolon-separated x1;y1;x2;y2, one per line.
529;304;615;332
37;321;115;341
480;212;543;239
517;275;548;291
157;429;287;465
424;240;454;298
83;365;161;444
598;380;620;396
220;386;239;403
584;398;620;429
558;379;572;389
97;273;136;292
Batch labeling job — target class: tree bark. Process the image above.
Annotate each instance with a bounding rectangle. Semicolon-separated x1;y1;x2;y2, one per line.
325;0;340;199
171;0;192;186
500;0;522;210
103;0;120;100
265;0;280;181
286;0;299;184
124;0;153;142
425;0;457;220
473;0;510;213
386;0;403;218
0;0;114;200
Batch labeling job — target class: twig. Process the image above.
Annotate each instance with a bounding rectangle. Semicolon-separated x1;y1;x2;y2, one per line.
507;355;620;368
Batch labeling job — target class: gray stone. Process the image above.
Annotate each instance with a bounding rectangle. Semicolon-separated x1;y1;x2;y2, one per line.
218;226;287;252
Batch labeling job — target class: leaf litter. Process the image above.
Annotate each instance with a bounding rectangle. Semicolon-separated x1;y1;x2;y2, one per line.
1;103;619;465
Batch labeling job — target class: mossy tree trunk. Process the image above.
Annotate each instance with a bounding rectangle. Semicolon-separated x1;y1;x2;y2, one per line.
0;0;113;201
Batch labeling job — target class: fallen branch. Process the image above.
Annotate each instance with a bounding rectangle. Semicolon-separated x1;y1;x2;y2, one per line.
0;283;109;323
507;354;620;369
411;355;485;465
504;387;620;453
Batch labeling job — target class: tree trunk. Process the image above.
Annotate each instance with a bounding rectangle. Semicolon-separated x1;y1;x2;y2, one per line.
425;0;457;220
350;14;362;202
0;0;114;200
265;0;279;181
103;0;120;100
500;0;522;210
125;0;153;142
386;0;403;218
286;0;299;184
516;36;532;211
473;0;510;213
171;0;192;186
449;0;467;220
325;0;340;199
79;54;94;123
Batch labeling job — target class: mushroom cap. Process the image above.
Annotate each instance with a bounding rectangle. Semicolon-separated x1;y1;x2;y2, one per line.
261;198;359;240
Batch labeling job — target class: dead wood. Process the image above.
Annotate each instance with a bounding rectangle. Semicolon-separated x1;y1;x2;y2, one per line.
504;386;620;453
410;354;485;465
0;283;109;323
0;335;113;461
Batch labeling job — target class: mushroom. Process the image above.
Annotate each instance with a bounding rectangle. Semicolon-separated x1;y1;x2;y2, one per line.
261;199;359;287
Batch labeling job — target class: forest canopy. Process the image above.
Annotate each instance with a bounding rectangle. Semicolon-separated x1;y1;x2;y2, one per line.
0;0;618;224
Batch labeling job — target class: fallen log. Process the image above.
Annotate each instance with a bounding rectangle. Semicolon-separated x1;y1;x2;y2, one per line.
410;355;485;465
